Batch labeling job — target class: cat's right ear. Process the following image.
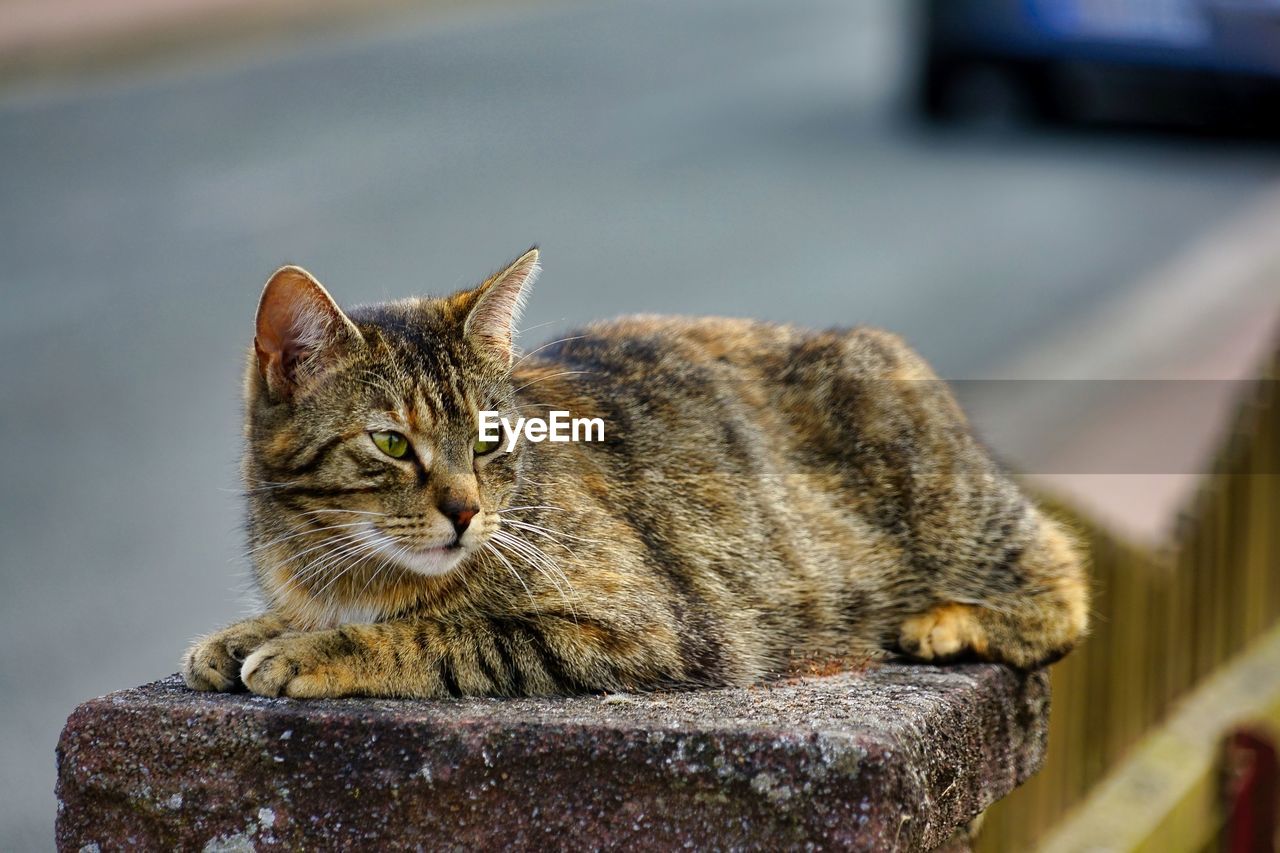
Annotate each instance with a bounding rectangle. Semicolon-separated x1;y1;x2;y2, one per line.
254;265;362;400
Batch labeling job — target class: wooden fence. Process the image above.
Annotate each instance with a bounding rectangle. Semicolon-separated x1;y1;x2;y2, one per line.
977;343;1280;851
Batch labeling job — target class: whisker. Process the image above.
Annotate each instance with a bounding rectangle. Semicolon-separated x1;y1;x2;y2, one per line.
501;517;600;546
354;533;404;600
224;485;288;495
511;370;594;395
499;505;567;514
248;521;370;555
289;529;382;586
515;317;568;336
498;523;584;564
504;534;575;587
491;537;564;611
340;535;400;602
240;477;302;490
266;528;375;571
511;335;586;369
300;508;390;517
490;529;579;619
484;540;536;606
309;534;385;600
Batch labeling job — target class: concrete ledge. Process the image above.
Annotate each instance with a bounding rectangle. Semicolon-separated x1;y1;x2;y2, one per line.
56;663;1048;851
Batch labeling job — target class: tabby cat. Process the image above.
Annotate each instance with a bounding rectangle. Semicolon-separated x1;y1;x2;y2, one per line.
182;249;1088;699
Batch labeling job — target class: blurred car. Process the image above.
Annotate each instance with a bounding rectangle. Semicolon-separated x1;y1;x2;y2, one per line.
916;0;1280;132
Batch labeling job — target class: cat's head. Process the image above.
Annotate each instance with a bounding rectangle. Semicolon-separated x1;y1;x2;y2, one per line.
243;249;539;612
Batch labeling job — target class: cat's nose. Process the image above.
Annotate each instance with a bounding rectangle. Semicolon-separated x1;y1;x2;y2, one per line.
439;498;479;538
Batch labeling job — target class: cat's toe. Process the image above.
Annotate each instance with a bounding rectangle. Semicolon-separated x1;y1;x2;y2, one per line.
241;633;360;698
898;604;988;662
225;635;265;663
182;636;240;692
241;640;301;698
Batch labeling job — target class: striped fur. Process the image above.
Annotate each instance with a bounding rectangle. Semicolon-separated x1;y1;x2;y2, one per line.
183;250;1088;699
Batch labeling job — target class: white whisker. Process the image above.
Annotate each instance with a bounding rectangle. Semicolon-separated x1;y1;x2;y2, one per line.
300;508;390;517
309;534;385;601
483;540;536;605
511;370;594;395
499;504;567;514
501;517;600;547
515;317;568;336
511;335;585;369
268;528;376;572
248;521;370;555
490;529;579;620
290;529;382;585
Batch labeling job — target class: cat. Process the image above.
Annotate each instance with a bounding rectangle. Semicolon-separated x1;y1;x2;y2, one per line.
182;248;1088;699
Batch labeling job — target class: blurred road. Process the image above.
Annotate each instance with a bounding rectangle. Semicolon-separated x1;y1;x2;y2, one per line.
2;0;1279;846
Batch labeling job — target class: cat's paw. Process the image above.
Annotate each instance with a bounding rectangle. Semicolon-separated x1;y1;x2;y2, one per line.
182;633;243;692
241;633;352;699
898;603;989;661
181;617;288;692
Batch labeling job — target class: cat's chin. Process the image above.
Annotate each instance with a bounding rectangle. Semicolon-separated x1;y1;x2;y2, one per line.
393;545;469;578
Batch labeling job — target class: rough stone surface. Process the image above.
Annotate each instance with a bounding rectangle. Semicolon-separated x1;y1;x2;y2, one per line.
56;663;1048;851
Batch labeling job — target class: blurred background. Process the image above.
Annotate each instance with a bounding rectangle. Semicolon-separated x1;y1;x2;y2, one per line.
3;0;1280;849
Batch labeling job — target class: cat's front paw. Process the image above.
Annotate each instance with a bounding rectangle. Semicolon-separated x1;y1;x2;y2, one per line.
241;632;355;699
182;633;243;692
182;615;289;692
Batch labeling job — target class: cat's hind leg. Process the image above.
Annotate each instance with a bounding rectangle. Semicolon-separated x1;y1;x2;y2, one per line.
899;516;1089;669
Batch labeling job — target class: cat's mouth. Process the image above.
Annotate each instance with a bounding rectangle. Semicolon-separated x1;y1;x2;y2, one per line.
405;541;462;555
369;528;470;577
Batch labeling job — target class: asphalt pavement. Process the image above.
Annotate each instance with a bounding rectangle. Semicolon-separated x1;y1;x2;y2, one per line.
3;0;1279;846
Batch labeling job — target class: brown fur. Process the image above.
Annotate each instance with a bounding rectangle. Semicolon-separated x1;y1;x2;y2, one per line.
183;250;1089;699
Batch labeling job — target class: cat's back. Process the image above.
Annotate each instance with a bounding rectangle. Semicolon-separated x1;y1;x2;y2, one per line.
524;314;927;389
511;315;940;478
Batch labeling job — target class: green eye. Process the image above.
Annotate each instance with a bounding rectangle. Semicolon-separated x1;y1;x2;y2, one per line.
474;437;500;456
371;430;410;459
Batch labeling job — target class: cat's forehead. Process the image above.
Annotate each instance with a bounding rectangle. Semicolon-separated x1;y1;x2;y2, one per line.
369;387;441;433
338;300;497;425
348;352;474;423
350;299;454;351
346;302;461;371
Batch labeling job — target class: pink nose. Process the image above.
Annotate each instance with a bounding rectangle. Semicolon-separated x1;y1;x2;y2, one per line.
439;498;478;537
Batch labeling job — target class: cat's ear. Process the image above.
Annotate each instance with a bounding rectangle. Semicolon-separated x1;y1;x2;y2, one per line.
254;265;362;400
463;247;540;367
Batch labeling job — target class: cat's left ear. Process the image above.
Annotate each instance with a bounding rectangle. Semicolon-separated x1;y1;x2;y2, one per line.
463;247;540;367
